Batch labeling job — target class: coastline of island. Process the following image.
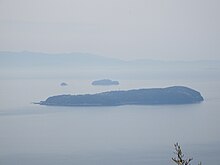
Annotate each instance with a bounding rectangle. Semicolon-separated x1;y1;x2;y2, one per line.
36;86;204;107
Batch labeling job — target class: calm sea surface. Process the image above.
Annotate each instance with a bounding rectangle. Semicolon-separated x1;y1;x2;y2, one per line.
0;78;220;165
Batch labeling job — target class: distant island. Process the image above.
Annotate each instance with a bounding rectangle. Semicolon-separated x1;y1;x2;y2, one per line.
92;79;119;86
60;82;68;86
37;86;204;106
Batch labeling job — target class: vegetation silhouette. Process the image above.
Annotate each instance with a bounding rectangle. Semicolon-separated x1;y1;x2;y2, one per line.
172;143;202;165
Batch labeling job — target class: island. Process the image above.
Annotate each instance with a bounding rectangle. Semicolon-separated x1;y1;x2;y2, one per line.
37;86;204;106
92;79;119;86
60;82;68;86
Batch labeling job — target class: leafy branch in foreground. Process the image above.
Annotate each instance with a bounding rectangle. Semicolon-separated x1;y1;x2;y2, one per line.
172;143;202;165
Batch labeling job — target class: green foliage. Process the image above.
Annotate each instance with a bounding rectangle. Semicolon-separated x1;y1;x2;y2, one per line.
172;143;202;165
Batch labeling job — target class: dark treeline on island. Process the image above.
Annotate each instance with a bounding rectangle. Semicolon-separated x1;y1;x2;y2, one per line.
37;86;204;106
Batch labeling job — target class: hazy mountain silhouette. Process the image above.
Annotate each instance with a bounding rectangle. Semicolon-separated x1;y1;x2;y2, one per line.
0;51;125;68
1;51;219;68
1;51;219;80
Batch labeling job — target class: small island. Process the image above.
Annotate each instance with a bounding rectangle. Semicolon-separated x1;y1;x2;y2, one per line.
37;86;204;106
92;79;119;86
60;82;68;86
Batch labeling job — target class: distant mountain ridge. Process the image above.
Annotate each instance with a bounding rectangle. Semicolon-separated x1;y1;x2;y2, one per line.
0;51;125;68
1;51;219;80
1;51;219;68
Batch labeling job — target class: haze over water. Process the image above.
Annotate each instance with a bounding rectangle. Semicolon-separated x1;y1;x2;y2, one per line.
0;66;220;165
1;0;220;164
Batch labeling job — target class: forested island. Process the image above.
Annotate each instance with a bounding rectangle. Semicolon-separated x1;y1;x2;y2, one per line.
38;86;203;106
92;79;119;86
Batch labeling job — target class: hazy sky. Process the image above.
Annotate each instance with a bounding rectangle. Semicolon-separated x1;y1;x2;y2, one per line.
0;0;219;60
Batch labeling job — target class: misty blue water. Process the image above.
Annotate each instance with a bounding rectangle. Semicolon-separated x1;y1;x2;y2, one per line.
0;78;220;165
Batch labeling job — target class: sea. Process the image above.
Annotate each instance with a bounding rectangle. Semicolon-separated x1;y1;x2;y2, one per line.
0;78;220;165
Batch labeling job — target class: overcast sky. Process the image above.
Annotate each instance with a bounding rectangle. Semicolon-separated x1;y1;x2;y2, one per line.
0;0;219;60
